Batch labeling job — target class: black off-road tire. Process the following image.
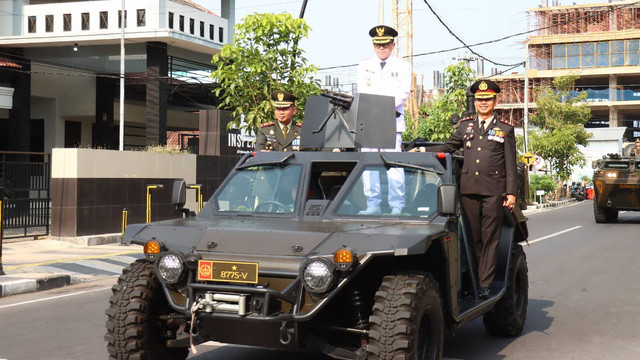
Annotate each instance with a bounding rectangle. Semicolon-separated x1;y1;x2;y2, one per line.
366;274;443;360
593;198;618;223
105;259;189;360
483;244;528;337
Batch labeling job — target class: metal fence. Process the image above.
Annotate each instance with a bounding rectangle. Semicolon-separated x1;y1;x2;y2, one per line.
0;151;51;239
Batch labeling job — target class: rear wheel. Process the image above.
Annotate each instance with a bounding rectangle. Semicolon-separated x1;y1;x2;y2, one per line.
366;274;443;360
105;259;189;360
483;244;528;337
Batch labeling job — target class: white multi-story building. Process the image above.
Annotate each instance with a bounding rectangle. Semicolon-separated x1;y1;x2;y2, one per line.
0;0;235;152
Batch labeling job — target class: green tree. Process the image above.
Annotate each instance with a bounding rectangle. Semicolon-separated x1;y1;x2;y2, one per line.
528;75;592;198
529;174;556;202
211;13;322;134
404;62;474;142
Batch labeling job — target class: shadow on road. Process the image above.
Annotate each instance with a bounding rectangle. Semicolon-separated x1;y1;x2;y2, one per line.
443;298;554;360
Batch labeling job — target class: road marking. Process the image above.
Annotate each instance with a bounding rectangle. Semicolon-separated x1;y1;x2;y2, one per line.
3;250;142;270
528;226;582;245
0;286;111;310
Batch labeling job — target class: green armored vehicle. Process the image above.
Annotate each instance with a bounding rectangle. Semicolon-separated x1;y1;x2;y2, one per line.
105;93;529;360
593;153;640;223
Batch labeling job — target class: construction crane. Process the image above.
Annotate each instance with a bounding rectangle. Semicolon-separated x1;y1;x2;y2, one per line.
391;0;420;119
392;0;413;70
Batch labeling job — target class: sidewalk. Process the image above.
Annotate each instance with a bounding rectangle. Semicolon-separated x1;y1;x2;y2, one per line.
0;199;577;299
0;238;143;298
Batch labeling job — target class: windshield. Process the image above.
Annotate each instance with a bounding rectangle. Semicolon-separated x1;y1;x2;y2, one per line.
215;164;302;214
335;165;443;218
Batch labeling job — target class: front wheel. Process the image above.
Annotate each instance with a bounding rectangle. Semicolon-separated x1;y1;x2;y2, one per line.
366;274;443;360
483;244;528;337
104;259;189;360
593;197;617;223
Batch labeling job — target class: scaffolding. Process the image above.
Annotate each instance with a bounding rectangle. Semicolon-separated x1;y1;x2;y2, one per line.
531;1;640;36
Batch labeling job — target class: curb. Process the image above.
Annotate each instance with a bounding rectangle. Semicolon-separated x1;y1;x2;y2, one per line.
526;198;576;211
0;274;71;298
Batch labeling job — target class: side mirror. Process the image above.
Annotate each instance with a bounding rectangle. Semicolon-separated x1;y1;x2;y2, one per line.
437;184;458;217
591;160;598;169
172;179;186;208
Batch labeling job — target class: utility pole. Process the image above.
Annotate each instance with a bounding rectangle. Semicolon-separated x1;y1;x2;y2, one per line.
524;43;530;153
119;0;125;151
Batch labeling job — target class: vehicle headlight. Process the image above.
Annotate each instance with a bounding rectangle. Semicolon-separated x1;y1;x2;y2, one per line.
606;172;617;178
302;260;334;293
156;253;184;284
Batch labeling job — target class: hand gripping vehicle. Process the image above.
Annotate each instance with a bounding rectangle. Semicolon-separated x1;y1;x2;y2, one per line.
105;93;529;360
592;153;640;223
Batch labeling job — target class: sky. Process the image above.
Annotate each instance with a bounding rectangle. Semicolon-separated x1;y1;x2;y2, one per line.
201;0;608;90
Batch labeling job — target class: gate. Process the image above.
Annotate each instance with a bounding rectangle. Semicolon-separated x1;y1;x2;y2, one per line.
0;151;51;239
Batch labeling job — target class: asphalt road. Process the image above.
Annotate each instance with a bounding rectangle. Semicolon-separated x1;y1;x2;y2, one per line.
1;200;639;360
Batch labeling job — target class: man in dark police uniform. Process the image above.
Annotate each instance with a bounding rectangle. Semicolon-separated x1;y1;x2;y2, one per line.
429;79;517;299
255;90;302;152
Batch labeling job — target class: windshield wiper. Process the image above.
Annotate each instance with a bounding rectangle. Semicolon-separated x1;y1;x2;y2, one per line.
379;154;444;175
237;153;295;170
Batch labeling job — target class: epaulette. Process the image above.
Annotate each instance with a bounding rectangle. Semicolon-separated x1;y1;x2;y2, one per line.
295;121;302;127
260;122;275;128
460;117;474;122
499;118;514;127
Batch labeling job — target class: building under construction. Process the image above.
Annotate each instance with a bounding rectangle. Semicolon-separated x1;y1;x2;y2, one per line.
495;0;640;141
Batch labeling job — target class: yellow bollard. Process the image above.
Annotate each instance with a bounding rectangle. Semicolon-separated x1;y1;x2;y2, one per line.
121;208;128;236
146;185;164;223
0;199;4;275
188;184;203;212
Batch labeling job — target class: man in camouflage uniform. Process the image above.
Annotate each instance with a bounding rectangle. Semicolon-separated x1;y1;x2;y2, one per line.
255;90;302;152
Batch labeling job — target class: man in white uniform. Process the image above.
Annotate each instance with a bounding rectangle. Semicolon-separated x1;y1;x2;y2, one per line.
356;25;412;215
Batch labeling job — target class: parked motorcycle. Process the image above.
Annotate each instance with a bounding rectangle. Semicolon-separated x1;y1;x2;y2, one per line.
570;183;586;201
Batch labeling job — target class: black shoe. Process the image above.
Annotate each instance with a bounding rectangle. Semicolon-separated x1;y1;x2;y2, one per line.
479;286;490;299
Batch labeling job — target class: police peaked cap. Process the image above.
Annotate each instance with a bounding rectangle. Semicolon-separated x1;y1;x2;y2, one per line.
369;25;398;44
270;90;297;108
470;80;501;99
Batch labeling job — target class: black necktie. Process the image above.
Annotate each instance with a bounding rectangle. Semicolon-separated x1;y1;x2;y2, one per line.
480;120;485;132
380;61;386;70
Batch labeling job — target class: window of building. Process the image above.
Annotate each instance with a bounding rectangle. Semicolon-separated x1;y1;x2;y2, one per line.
567;43;580;68
137;9;145;27
100;11;108;29
179;15;184;31
63;14;72;31
82;13;90;30
168;12;174;29
552;44;566;69
611;40;625;66
200;21;205;37
218;27;224;43
45;15;54;32
210;24;214;40
118;10;127;28
625;40;639;66
28;16;36;33
190;18;194;34
596;42;609;67
581;43;595;68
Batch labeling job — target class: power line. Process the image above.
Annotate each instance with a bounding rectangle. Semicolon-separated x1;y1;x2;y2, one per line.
422;0;523;67
318;0;640;71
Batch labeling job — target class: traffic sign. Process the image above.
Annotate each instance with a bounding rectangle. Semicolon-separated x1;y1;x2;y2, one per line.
521;152;535;166
533;154;542;166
